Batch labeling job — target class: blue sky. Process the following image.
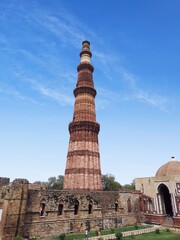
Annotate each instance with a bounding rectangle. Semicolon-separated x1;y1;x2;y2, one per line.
1;0;180;185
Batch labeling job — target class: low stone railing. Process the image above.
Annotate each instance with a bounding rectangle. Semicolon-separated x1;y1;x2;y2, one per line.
89;227;158;240
165;227;180;232
122;227;157;237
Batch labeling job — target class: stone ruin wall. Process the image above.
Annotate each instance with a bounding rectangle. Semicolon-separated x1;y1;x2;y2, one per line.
0;178;10;240
0;177;10;210
0;179;144;239
0;179;29;240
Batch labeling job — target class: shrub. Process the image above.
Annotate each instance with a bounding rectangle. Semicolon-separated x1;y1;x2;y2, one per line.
58;233;66;240
110;228;115;233
115;232;123;240
14;237;23;240
166;228;170;232
135;225;138;230
155;228;160;234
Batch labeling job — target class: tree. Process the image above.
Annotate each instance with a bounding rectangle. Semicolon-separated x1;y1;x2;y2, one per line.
123;179;135;190
102;174;122;191
33;180;48;187
34;175;64;190
48;175;64;190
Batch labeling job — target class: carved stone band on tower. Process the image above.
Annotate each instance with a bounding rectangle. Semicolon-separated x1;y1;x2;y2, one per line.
64;40;103;191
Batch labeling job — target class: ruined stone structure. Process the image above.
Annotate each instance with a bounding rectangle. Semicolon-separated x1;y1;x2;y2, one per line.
0;178;10;224
0;41;145;240
64;40;102;191
0;179;142;240
135;157;180;227
0;179;29;240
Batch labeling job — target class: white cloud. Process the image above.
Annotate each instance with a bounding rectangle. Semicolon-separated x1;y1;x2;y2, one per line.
33;82;74;106
26;8;86;48
122;71;137;88
121;70;169;110
0;85;38;105
20;77;74;106
0;1;170;111
132;88;168;110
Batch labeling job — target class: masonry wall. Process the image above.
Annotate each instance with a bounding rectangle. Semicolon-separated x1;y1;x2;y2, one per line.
0;178;10;240
0;180;143;239
0;178;10;188
0;179;29;240
24;190;142;238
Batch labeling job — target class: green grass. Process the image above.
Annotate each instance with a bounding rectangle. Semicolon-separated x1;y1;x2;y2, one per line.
100;225;149;235
124;231;180;240
52;225;151;240
43;229;180;240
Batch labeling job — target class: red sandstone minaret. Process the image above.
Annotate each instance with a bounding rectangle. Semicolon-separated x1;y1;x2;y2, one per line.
64;40;102;191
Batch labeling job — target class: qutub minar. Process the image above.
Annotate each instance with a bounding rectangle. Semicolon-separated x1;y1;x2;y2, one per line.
64;40;102;191
1;41;180;240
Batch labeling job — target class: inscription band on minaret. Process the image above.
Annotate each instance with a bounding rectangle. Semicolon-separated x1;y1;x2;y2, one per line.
64;40;102;191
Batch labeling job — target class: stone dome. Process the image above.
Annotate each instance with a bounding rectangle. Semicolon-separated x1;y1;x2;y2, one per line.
155;157;180;177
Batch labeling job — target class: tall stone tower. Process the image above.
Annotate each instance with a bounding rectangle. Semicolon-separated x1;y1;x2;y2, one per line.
64;40;102;191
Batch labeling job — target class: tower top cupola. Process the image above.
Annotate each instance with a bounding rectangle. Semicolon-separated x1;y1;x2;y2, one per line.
80;40;92;63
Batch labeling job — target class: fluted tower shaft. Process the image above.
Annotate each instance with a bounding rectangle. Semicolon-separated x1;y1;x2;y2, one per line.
64;40;102;190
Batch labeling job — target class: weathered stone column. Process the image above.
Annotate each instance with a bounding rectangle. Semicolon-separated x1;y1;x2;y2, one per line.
0;179;29;240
